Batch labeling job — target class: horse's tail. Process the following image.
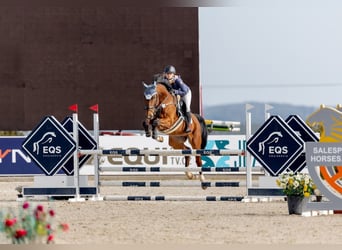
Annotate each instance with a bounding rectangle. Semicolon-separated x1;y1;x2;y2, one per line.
194;113;208;149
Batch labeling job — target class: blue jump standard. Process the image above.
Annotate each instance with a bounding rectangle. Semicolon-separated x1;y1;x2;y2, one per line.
22;187;97;196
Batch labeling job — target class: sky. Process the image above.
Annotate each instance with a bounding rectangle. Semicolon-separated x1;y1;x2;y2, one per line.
199;1;342;108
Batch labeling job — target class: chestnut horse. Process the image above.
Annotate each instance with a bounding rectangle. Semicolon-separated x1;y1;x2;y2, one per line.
142;82;208;188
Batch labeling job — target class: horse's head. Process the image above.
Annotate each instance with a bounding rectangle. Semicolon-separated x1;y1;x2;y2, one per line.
143;81;172;119
143;82;157;100
143;81;160;121
306;104;342;142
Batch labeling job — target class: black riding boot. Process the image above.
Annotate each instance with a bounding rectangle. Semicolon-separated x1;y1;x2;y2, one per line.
184;112;191;133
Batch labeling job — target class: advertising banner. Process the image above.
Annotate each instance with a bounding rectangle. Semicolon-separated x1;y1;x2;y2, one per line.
80;135;250;174
0;135;260;176
0;137;45;175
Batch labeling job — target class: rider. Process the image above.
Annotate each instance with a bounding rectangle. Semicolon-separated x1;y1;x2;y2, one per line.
163;65;192;133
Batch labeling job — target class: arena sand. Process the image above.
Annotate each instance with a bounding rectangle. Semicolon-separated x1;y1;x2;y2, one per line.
0;177;341;250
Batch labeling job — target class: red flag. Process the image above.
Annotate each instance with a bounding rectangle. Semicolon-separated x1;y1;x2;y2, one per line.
89;104;99;113
68;104;78;112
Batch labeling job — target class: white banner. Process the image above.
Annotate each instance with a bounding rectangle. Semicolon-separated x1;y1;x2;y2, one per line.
80;134;260;174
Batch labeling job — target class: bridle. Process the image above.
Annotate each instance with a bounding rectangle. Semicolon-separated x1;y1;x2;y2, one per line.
144;93;160;120
144;89;177;121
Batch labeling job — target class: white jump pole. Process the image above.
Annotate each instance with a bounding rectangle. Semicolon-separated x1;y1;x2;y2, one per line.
89;104;103;201
69;104;85;202
80;149;245;156
245;104;253;192
265;104;273;121
264;104;273;177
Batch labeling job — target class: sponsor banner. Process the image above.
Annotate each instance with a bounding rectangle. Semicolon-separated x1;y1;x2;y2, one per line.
247;116;304;176
81;135;255;174
21;116;76;175
0;137;45;175
306;142;342;166
0;135;260;176
96;135;246;167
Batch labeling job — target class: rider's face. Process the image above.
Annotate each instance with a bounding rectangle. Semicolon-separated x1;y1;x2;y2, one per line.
165;72;174;81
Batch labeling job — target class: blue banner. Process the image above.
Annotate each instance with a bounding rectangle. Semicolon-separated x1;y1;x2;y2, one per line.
0;137;45;175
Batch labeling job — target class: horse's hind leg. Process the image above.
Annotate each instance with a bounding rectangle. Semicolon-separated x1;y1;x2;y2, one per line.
195;155;207;190
184;155;194;179
169;136;194;179
188;117;207;190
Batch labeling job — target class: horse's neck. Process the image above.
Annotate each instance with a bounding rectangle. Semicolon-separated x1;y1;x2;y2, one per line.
156;85;168;99
157;92;179;121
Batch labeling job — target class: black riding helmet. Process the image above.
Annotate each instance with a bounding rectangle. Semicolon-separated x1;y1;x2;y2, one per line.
164;65;176;74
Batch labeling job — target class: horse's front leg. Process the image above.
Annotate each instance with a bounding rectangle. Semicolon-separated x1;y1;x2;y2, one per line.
151;119;164;142
142;119;152;137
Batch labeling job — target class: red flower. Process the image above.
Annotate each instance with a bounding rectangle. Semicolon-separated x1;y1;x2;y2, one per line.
47;234;54;243
4;218;16;227
36;205;44;212
49;209;55;217
60;223;69;232
15;229;27;238
22;202;29;209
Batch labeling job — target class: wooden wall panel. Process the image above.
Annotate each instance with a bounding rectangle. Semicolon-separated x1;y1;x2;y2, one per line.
0;7;199;130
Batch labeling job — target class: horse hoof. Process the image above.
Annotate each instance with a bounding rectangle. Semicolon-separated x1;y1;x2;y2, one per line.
157;136;164;142
201;183;208;190
185;172;194;179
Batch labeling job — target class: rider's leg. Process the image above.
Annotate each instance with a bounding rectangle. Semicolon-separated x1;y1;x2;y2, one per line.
185;112;191;133
183;90;192;133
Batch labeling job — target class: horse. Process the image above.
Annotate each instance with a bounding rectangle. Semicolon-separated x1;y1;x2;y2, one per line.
142;81;208;189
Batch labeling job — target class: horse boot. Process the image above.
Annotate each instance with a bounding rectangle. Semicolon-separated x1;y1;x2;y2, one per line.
142;120;151;137
184;112;191;133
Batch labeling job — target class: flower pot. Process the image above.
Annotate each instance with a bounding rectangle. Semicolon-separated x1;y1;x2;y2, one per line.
316;195;322;202
287;196;308;215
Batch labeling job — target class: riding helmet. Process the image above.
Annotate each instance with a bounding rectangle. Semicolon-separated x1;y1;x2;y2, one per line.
164;65;176;74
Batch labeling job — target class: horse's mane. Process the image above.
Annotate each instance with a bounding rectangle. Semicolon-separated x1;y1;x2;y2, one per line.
157;81;173;93
152;73;173;92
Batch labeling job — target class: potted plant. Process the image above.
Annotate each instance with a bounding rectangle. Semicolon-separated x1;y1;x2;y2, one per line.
276;171;317;214
0;202;69;244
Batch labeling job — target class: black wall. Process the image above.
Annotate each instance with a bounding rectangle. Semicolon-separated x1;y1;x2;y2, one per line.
0;7;199;130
